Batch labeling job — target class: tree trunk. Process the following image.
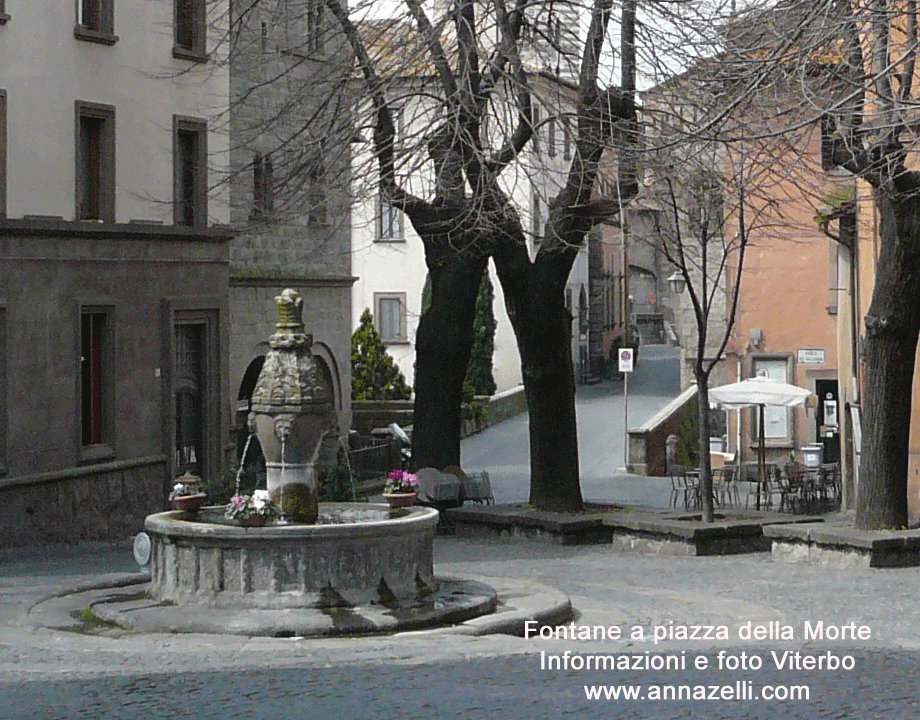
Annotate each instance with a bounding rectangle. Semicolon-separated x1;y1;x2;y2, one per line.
696;379;715;522
411;252;489;472
511;280;583;511
856;186;920;529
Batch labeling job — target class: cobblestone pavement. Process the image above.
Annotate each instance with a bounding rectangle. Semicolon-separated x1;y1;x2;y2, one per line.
3;537;920;717
2;648;919;719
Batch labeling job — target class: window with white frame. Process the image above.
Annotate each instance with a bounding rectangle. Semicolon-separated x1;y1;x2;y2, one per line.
378;198;403;241
375;294;406;343
531;185;544;246
753;357;793;441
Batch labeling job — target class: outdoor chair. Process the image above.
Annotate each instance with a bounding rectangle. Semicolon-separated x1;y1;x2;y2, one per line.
773;469;801;513
683;470;702;510
714;466;739;507
818;463;841;508
462;472;494;504
668;465;687;509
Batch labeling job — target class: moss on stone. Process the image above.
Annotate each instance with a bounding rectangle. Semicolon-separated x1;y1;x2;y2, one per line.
271;483;318;523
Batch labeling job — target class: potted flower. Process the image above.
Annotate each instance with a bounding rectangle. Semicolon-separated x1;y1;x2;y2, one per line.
169;475;207;512
225;489;280;527
383;470;419;508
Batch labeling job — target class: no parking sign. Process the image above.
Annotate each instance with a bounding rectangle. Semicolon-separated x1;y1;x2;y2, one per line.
618;347;634;373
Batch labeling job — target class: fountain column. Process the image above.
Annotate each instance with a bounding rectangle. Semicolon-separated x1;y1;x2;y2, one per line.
249;289;334;523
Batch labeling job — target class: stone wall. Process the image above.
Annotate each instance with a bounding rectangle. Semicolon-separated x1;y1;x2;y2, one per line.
0;456;167;547
628;385;699;475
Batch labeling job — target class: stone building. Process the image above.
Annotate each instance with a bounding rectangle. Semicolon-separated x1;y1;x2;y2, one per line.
226;0;354;459
0;1;233;546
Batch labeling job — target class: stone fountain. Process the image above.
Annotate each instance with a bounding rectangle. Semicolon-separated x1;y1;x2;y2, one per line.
248;288;333;523
136;290;496;634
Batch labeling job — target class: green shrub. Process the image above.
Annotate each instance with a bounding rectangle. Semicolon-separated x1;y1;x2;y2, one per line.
351;309;412;401
318;464;355;502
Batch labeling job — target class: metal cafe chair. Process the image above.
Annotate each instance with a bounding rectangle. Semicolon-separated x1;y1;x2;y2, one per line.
462;472;494;504
668;464;687;509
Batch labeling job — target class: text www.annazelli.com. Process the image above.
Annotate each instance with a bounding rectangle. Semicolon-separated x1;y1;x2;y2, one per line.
583;682;810;701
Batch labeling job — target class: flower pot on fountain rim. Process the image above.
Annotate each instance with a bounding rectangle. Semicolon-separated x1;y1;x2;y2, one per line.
248;289;336;524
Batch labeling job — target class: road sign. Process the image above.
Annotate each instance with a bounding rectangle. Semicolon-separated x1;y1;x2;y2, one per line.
619;348;634;373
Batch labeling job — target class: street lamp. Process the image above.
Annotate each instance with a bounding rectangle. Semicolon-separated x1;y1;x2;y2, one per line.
667;272;686;295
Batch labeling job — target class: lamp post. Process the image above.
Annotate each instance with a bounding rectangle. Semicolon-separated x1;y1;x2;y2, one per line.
667;271;686;296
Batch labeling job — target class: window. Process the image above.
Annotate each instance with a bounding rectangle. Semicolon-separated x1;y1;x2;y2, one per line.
531;186;543;245
251;152;273;220
563;117;571;160
307;0;324;54
0;90;6;218
76;101;115;223
173;116;207;227
821;115;842;171
80;308;114;457
75;0;117;44
174;322;204;476
375;294;406;343
531;104;540;153
175;0;207;60
303;152;326;225
753;358;793;441
379;198;403;240
548;116;556;157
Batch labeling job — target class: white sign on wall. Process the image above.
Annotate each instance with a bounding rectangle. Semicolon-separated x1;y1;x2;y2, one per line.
797;348;826;365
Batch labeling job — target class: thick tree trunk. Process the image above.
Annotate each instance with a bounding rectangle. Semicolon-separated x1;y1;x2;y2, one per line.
411;252;489;472
511;281;583;511
856;187;920;529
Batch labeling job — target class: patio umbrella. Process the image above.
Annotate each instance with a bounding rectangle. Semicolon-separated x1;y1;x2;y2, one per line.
708;376;813;509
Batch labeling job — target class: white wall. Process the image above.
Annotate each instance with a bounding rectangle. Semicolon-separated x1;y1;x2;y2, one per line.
0;1;230;224
350;81;589;394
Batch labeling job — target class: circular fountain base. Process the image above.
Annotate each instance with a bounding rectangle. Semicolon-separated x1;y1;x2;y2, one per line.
87;574;498;637
145;503;440;610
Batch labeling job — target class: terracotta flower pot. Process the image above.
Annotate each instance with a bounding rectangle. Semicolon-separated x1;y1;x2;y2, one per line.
383;492;417;509
171;493;208;512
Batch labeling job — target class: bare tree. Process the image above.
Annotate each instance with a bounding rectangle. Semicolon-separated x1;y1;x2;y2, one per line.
326;0;639;510
704;0;920;528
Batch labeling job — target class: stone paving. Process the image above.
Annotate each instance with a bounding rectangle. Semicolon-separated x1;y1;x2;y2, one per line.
2;533;920;717
3;346;918;716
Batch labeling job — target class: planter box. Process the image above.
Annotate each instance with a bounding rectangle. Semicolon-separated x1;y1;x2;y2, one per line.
446;504;823;553
765;523;920;568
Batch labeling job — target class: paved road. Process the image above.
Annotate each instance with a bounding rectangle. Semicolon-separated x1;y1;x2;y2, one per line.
2;648;918;719
4;344;920;718
462;344;680;505
5;533;920;718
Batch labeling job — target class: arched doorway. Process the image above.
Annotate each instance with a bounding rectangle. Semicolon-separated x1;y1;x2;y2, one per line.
235;355;266;492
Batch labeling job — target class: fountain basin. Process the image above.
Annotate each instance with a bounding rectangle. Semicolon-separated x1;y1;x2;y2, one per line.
145;503;439;609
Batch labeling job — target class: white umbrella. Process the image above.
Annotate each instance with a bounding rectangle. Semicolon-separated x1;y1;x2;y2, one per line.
709;377;813;510
708;376;812;410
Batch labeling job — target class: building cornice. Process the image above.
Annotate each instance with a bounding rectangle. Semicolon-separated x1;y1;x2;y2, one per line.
0;217;234;242
230;273;358;288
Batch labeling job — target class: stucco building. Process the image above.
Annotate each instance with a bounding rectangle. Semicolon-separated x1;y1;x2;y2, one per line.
0;1;233;546
350;10;590;395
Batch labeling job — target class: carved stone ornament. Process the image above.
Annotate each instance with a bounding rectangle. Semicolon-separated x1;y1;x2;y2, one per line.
250;289;331;414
